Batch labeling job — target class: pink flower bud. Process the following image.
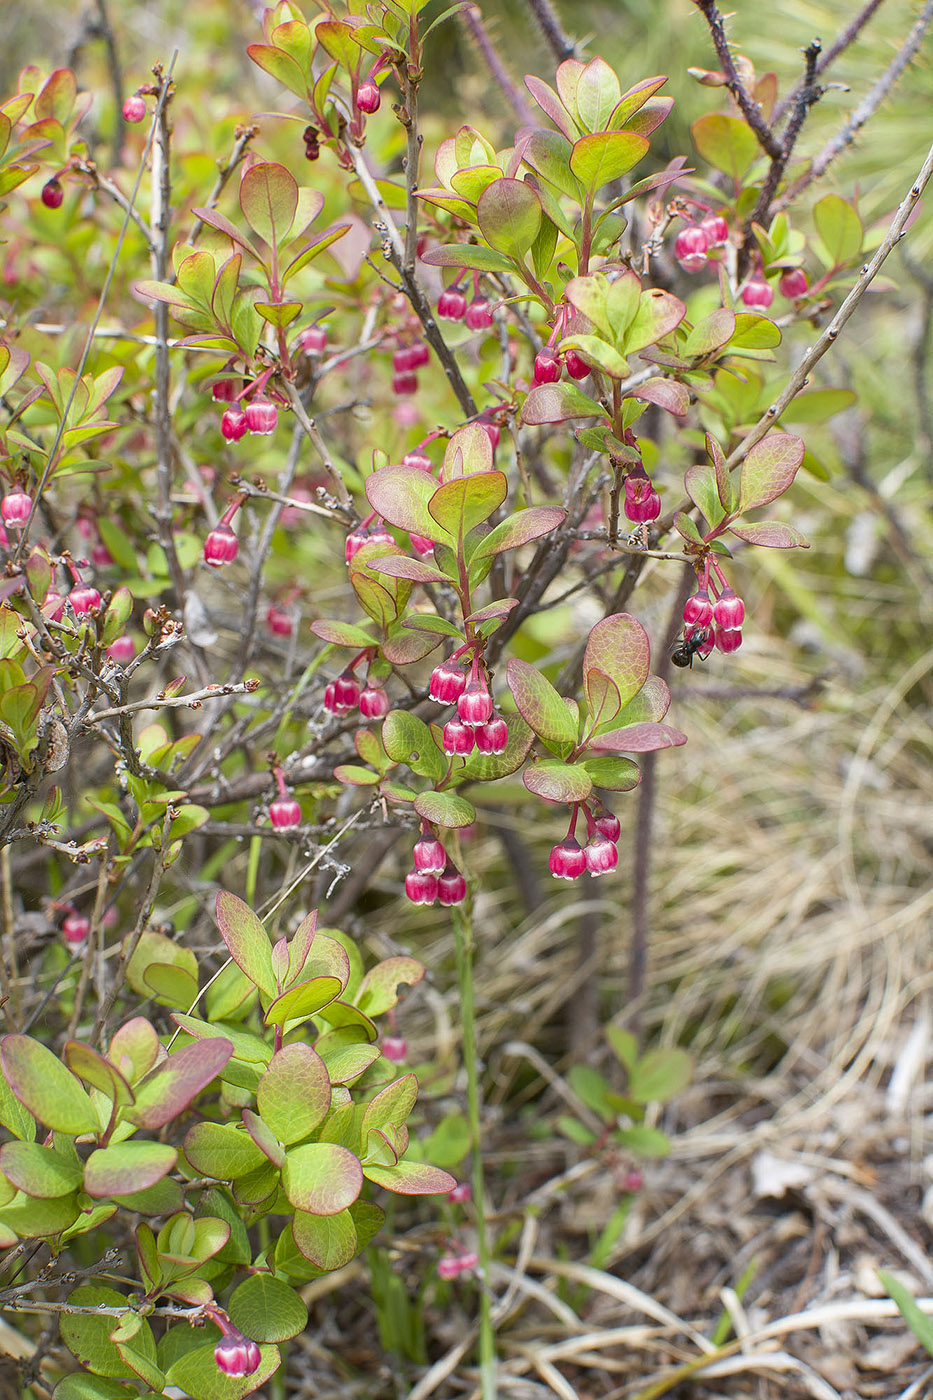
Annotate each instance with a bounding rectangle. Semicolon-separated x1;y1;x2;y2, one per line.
403;451;433;472
585;834;618;877
712;585;744;630
410;534;435;556
464;297;494;331
477;418;500;450
779;267;809;299
122;94;147;123
393;345;416;373
564;350;590;380
533;350;561;385
359;685;390;719
324;682;337;712
245;397;278;435
302;326;328;353
392;371;418;396
212;379;238;402
382;1035;408;1062
356;79;381;113
63;913;90;946
700;213;729;247
221;409;248;442
266;605;293;637
474;717;508;754
457;1250;479;1272
430;659;467;704
457;680;493;728
624;471;661;524
69;585;102;614
345;528;369;563
623;1169;643;1192
44;592;65;622
333;671;362;712
438;288;467;321
2;490;32;529
437;864;467;906
448;1182;472;1205
438;1254;461;1280
442;718;475;756
204;523;238;568
270;797;301;829
413;835;447;874
214;1332;261;1379
405;869;438;905
674;225;709;272
106;635;135;664
683;589;714;628
592;805;620;842
714;626;743;653
408;342;430;370
741;277;774;310
41;179;64;209
549;837;587;880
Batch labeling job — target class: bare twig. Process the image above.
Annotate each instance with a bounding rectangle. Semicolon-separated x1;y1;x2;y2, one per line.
692;0;783;161
87;678;259;722
780;0;933;203
524;0;577;62
279;380;354;513
746;40;823;239
187;126;258;246
771;0;889;127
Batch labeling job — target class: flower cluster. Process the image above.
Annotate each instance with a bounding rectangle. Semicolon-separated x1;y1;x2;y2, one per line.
405;828;466;908
214;378;280;442
430;654;508;758
680;561;746;658
437;272;494;331
323;654;390;721
549;802;621;880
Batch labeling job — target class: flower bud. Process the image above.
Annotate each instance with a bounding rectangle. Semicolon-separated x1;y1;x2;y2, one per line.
741;277;774;310
392;371;418;396
533;350;561;385
359;685;390;719
122;94;147;123
413;835;447;874
438;1254;461;1280
674;225;709;272
410;534;435;556
382;1035;408;1062
585;834;618;877
270;796;301;829
244;397;278;435
356;79;381;114
592;805;621;842
214;1332;261;1379
438;288;467;321
69;584;101;614
700;213;728;247
549;837;587;880
1;490;32;529
624;471;661;524
474;717;508;754
333;671;362;712
430;659;467;704
302;326;328;354
448;1182;472;1204
403;451;432;473
266;605;293;637
477;418;500;450
564;350;590;380
712;585;745;630
457;680;493;728
442;718;475;756
405;869;438;905
41;179;64;209
437;864;467;906
107;635;135;664
714;626;743;653
345;527;369;563
63;913;90;946
204;523;238;568
221;408;248;442
464;297;494;331
683;589;714;628
779;267;809;299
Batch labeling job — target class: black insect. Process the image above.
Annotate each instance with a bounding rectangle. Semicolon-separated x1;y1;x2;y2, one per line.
671;628;711;669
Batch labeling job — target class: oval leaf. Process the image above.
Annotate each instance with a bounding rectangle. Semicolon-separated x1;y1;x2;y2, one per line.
523;760;592;804
282;1142;363;1216
257;1044;330;1145
476;178;542;259
1;1035;98;1135
239;161;298;248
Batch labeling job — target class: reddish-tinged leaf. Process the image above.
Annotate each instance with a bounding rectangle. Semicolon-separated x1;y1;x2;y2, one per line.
442;423;493;480
691;112;759;180
239;162;298;249
685;462;725;528
524;760;593;804
420;243;514;273
522;382;602;424
34;68;76;124
464;598;519;624
215;890;275;998
367;556;450;585
257;1044;330;1145
309;618;376;648
623;289;686;354
109;1017;161;1083
523;75;580;141
0;1142;83;1197
262;975;344;1028
64;1042;134;1108
608;74;668;127
569;130;649;192
83;1143;177;1198
1;1034;98;1135
583;613;650;712
242;1109;286;1168
573;55;620;131
613;675;671;725
706;433;735;512
382;628;445;664
428;472;507;545
476;178;542;258
507;659;577;746
738;433;805;511
366;464;439;539
129;1038;233;1130
246;43;308;98
632;377;689;416
624;96;674;137
363;1160;457;1195
682;307;735;357
356;957;424;1017
584;667;621;729
292;1207;358;1270
588;722;687;752
728;521;810;548
282;1142;363;1216
189;207;262;261
471;506;565;561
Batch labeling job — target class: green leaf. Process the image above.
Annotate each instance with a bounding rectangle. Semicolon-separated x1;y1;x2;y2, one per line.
685;461;725;528
412;790;476;828
239;161;298;248
738;433;805;512
420;242;516;274
522;382;602;424
108;1017;160;1083
623;288;686;354
128;1038;232;1130
262;975;344;1029
778;387;857;424
53;1376;138;1400
560;333;629;379
84;1143;177;1198
0;1034;98;1135
215;890;275;998
880;1270;933;1359
523;760;592;804
229;1273;308;1342
363;1160;456;1195
691;112;759;180
381;710;446;782
368;555;450;585
0;1142;83;1198
581;755;641;791
366;464;439;540
126;929;199;1007
606;1025;638;1069
282;1143;363;1216
0;1073;35;1141
309;618;377;648
584;613;650;713
475;178;541;259
184;1121;267;1180
428;472;508;547
59;1288;154;1380
730;312;781;350
257;1044;330;1145
682;307;735;357
471;506;565;561
0;1189;80;1238
292;1207;358;1270
507;659;576;745
813;193;862;269
628;1048;692;1103
166;1340;281;1400
522;129;581;199
355;956;424;1018
614;1125;671;1156
569;130;649;192
443;422;494;480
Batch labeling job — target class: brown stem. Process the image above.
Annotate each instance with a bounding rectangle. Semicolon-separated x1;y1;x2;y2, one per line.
780;0;933;204
771;0;888;126
745;41;822;242
692;0;783;161
524;0;576;62
91;846;164;1048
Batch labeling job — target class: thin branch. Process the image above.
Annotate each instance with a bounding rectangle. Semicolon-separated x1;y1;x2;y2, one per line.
771;0;889;127
343;143;477;419
725;137;933;473
461;5;535;127
746;41;822;238
279;380;354;513
524;0;577;63
187;125;258;246
780;0;933;203
692;0;783;161
87;678;260;722
93;0;124;167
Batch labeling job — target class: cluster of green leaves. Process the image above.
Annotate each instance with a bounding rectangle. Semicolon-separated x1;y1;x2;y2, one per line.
558;1026;692;1158
0;67;90;210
